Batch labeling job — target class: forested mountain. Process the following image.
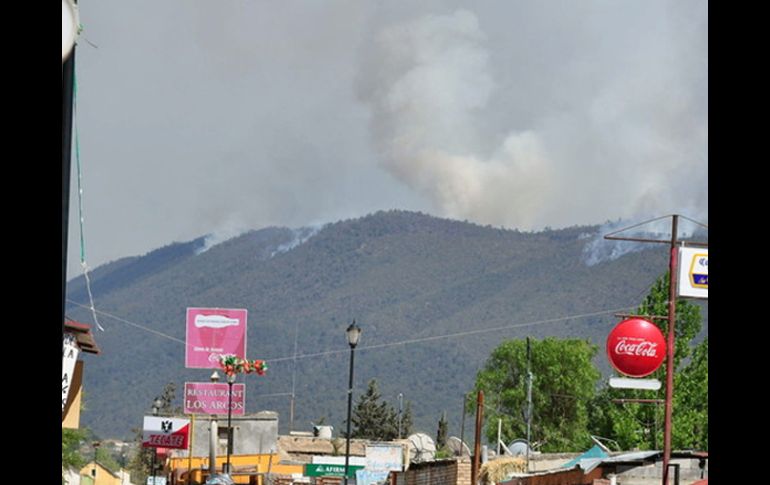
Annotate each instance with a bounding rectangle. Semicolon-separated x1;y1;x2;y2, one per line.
66;210;706;440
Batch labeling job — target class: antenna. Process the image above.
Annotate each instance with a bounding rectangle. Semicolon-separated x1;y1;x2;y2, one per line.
590;435;620;453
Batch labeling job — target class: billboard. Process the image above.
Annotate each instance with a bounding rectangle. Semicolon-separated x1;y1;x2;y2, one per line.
183;382;246;415
186;308;247;368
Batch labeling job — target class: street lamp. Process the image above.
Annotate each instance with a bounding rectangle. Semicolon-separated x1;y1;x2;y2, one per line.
209;371;220;477
224;372;236;475
344;320;361;485
150;397;163;485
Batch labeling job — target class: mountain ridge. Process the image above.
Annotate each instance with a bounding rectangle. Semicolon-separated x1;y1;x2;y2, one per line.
66;210;703;440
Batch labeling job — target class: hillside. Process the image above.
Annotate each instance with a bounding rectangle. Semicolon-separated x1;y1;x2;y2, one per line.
65;210;705;440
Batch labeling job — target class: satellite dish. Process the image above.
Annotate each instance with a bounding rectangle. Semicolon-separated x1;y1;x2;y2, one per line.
447;436;471;456
407;433;436;463
505;439;532;457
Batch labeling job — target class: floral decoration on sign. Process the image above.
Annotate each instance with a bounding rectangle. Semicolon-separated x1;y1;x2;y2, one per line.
219;355;268;376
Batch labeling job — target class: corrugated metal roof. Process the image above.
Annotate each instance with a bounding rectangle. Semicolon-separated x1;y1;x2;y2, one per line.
578;450;707;473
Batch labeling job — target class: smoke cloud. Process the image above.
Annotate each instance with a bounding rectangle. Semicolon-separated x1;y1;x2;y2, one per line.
71;1;707;274
357;4;708;231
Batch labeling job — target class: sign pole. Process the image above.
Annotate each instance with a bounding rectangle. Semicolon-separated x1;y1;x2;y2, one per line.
187;413;195;483
661;215;679;485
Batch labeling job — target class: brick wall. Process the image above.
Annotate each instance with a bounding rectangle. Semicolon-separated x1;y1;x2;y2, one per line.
393;458;472;485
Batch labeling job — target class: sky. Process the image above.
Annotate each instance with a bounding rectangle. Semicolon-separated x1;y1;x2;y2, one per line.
69;0;707;278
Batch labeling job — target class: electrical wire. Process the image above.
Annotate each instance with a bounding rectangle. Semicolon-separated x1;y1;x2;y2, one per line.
66;299;634;363
73;70;104;332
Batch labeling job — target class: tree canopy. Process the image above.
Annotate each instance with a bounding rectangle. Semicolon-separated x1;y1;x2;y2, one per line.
588;273;708;451
350;379;412;440
473;337;601;452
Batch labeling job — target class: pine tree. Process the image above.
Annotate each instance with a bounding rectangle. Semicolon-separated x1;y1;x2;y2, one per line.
436;412;448;449
350;379;400;440
400;401;414;438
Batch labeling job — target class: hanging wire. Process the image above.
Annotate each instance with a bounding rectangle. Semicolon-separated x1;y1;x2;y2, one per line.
73;70;104;331
66;298;634;363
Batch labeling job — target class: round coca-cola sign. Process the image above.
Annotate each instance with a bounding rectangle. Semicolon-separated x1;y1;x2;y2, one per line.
606;318;666;377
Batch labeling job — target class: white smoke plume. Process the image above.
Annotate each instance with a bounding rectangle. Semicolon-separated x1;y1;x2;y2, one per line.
270;224;325;258
195;216;250;255
582;215;708;266
357;5;708;235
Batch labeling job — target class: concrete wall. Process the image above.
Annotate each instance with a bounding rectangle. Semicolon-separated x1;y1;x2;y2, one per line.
179;411;279;457
612;458;707;485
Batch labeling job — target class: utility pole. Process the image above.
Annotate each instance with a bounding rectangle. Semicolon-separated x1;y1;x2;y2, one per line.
661;215;679;485
471;391;484;485
460;393;467;456
526;336;533;473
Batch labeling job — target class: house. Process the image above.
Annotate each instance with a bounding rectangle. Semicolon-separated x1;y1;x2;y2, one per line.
78;461;134;485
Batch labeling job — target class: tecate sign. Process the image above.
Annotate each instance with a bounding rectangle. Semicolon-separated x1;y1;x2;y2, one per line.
606;318;666;377
142;416;191;449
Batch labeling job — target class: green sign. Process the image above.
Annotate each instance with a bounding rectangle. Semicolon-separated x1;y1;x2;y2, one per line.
305;464;364;477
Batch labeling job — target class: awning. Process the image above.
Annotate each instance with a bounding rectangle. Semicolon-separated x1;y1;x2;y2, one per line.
64;319;100;354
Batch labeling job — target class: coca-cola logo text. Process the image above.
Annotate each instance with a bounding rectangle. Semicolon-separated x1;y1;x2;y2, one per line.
614;339;659;358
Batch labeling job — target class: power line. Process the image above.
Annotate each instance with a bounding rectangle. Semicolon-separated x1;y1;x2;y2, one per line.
66;299;187;346
268;306;635;363
67;299;634;363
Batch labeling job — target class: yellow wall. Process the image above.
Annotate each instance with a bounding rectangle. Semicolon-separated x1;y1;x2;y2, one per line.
62;361;84;429
79;462;123;485
168;454;303;484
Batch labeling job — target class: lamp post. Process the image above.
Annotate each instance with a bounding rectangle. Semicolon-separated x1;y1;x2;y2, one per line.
344;320;361;485
209;371;220;477
150;397;163;485
224;372;236;475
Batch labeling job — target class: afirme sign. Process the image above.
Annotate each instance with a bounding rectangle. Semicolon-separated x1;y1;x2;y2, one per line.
305;464;364;477
677;247;708;299
184;382;246;415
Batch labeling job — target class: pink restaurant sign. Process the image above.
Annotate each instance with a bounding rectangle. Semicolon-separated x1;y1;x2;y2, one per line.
185;308;247;369
184;382;246;415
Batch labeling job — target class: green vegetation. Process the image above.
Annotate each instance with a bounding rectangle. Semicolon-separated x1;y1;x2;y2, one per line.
588;273;708;451
473;337;601;452
350;379;412;440
63;428;87;483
